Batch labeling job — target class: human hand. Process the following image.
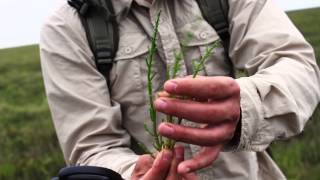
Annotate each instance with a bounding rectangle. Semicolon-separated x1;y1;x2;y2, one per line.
155;76;241;174
131;146;198;180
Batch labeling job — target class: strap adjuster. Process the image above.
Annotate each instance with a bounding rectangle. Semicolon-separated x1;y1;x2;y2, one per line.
97;58;113;65
96;48;114;65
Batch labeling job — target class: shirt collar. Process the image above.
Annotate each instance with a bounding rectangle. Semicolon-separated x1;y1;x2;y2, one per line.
112;0;152;20
134;0;152;8
111;0;133;19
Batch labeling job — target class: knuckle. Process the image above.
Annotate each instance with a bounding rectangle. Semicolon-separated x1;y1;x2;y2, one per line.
229;80;240;94
173;128;183;141
166;99;178;115
202;112;214;123
232;106;241;121
226;102;240;122
226;127;236;140
207;82;218;93
177;128;197;143
230;111;240;123
180;105;191;118
219;125;233;142
207;105;219;117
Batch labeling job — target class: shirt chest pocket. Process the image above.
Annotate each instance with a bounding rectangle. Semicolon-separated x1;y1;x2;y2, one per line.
109;33;155;106
177;20;232;77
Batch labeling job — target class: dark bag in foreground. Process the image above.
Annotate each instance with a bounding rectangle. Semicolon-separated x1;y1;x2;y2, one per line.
51;166;124;180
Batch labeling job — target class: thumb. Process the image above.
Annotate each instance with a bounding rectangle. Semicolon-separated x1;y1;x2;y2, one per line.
132;154;154;178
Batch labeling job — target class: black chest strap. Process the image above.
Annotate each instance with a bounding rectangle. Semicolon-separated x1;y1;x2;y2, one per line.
68;0;119;81
196;0;234;77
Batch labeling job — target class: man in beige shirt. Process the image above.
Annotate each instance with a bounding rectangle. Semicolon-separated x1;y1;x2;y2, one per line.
40;0;320;179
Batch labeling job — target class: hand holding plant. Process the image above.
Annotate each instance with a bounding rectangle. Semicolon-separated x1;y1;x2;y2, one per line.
150;12;241;172
140;11;222;155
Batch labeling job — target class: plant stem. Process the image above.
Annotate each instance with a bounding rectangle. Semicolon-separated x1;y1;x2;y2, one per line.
193;40;220;78
145;11;162;151
144;13;220;152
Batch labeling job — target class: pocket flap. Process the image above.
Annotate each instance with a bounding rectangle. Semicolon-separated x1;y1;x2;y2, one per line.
176;19;219;47
115;32;149;61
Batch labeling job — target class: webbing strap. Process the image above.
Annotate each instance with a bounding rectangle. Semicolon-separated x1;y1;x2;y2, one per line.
68;0;118;80
196;0;234;77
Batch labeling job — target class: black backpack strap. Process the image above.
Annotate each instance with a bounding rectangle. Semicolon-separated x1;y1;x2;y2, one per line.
68;0;119;82
196;0;234;77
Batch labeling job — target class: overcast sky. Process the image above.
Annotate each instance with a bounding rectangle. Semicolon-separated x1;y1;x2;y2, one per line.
0;0;320;49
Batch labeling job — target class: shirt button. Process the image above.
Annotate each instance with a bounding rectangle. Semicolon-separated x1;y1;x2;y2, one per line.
159;17;164;23
124;47;133;54
199;32;209;40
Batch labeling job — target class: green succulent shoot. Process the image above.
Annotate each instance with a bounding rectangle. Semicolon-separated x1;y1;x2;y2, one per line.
139;11;221;155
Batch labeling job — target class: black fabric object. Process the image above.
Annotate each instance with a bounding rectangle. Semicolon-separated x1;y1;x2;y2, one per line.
52;166;124;180
196;0;234;77
68;0;119;83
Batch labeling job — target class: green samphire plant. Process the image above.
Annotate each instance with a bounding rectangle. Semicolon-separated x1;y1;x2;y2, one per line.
139;11;221;155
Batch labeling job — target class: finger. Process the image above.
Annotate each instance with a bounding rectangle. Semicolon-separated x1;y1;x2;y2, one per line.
154;97;240;124
143;150;173;180
181;173;199;180
158;122;236;146
166;146;184;180
132;155;154;178
178;145;223;174
157;91;186;100
163;76;240;100
157;91;171;98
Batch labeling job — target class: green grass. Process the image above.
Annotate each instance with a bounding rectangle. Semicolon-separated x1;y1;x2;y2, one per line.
0;8;319;180
0;45;64;179
287;8;320;63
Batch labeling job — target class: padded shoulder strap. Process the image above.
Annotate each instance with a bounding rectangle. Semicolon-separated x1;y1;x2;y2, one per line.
68;0;119;79
196;0;234;77
58;166;124;180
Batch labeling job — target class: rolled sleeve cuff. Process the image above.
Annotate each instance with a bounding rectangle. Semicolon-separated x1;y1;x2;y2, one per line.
226;77;270;152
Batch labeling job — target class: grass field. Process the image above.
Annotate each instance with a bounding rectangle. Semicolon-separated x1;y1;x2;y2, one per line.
0;8;319;180
0;45;64;179
271;8;320;180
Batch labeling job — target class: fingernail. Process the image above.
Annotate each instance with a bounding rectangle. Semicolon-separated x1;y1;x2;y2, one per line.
179;165;190;174
159;124;175;136
164;81;178;92
154;99;168;110
162;150;173;162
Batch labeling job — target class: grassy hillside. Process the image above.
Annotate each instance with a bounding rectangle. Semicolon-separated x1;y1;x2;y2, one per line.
0;45;64;179
0;8;319;180
271;8;320;180
288;8;320;62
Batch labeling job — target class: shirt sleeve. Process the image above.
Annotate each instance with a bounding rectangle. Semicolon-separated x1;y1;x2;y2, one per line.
228;0;320;151
39;5;138;179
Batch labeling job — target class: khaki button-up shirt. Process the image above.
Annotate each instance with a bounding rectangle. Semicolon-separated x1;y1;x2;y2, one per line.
40;0;320;179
